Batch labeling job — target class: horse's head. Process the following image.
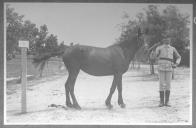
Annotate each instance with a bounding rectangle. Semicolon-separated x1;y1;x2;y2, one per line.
116;26;149;56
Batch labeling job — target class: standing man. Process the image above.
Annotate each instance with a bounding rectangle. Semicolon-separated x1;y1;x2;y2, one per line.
155;38;181;107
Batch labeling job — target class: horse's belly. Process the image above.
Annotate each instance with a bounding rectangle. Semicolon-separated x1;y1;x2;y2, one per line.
82;67;114;76
79;46;128;76
81;53;114;76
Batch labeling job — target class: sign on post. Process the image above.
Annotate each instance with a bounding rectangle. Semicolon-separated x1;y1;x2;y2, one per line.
19;40;29;113
19;40;29;49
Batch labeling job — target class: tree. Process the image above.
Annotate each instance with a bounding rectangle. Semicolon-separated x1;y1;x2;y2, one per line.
21;20;39;54
34;24;48;54
45;34;58;53
119;5;190;74
6;5;65;78
6;5;24;59
144;5;166;46
6;5;39;58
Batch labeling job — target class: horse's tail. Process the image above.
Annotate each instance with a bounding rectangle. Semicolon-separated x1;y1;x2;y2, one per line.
32;45;69;71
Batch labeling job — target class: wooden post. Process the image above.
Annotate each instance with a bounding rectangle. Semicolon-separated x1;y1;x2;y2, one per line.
21;47;27;113
19;40;29;113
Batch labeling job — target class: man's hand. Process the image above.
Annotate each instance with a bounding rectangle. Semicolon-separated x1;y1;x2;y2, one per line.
172;64;177;68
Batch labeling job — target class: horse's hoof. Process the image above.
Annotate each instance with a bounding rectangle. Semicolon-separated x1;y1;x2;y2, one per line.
105;101;113;109
106;104;113;109
66;103;73;108
73;104;81;110
120;103;126;108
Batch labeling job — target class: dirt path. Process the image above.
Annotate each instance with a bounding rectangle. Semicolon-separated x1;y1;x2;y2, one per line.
5;66;191;125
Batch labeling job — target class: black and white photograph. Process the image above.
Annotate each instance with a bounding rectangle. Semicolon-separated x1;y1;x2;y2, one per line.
4;2;193;125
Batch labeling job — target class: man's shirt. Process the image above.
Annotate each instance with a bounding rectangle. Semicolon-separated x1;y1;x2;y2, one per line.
155;44;181;71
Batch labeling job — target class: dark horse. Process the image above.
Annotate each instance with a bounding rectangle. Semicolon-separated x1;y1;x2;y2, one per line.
33;29;147;109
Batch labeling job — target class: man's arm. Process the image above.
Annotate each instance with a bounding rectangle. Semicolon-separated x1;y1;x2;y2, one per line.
155;46;161;58
173;48;181;66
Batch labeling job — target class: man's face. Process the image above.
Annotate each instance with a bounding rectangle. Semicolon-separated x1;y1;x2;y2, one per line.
163;38;170;45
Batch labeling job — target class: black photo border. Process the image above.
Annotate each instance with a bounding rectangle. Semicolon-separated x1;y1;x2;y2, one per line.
0;0;195;128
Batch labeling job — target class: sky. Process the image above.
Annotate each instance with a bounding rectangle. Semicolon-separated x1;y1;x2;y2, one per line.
5;3;192;47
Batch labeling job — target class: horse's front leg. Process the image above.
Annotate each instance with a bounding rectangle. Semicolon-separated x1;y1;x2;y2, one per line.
105;75;117;109
117;74;126;108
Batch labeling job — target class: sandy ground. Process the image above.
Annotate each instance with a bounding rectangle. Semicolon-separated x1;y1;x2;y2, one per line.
5;65;191;125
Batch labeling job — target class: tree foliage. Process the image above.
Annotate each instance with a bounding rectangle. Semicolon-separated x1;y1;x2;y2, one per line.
21;20;39;53
6;5;60;60
6;5;24;59
120;5;190;66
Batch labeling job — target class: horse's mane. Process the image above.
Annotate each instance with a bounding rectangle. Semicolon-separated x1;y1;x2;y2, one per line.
110;35;138;50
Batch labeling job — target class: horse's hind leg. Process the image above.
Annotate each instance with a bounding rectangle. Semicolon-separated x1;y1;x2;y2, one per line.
68;68;81;109
105;75;117;109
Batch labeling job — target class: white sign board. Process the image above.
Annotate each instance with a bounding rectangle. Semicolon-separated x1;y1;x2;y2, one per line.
19;40;29;49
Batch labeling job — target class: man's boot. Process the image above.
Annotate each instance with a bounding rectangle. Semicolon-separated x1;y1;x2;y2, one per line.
159;91;164;107
165;90;171;107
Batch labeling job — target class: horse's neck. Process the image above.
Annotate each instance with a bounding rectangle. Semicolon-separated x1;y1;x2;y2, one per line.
121;44;139;64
